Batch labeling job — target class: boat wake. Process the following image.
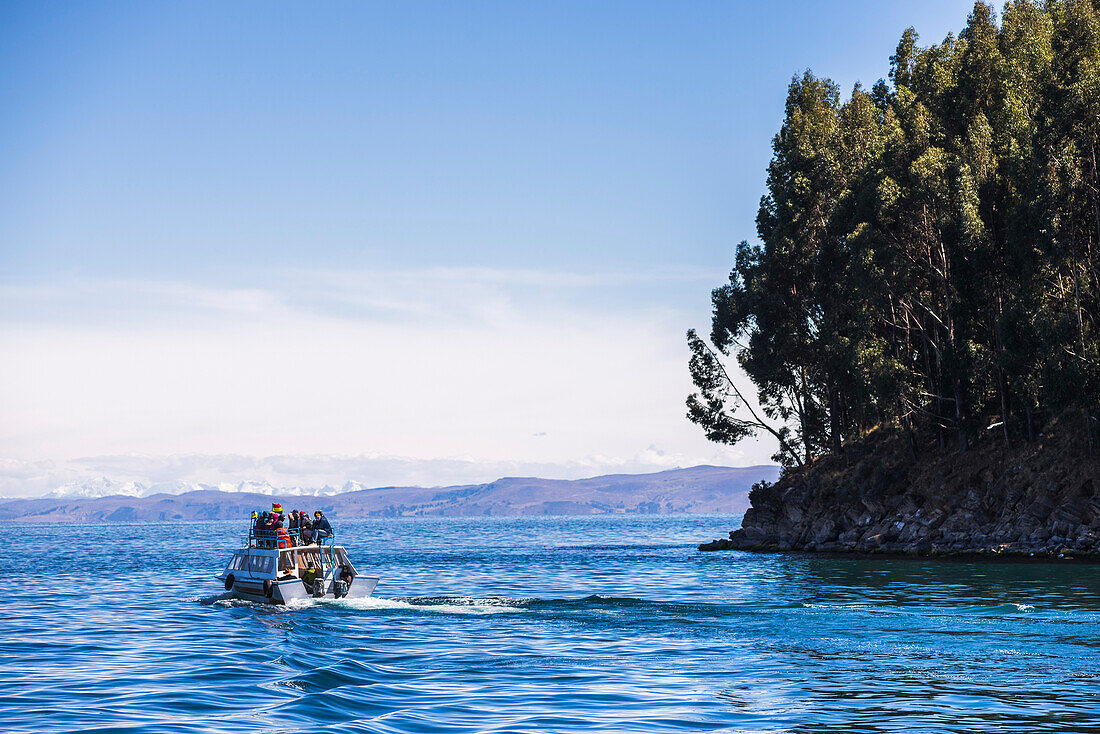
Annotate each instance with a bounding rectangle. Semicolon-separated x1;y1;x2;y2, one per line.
337;595;532;615
196;592;1045;621
194;592;533;615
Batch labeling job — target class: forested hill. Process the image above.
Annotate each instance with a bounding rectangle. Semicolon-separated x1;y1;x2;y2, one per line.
689;0;1099;468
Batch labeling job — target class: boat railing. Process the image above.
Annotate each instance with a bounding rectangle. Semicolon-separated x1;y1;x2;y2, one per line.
246;526;336;549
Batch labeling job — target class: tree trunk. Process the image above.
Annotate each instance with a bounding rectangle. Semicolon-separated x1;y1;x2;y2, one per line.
1087;408;1096;458
830;383;842;455
797;366;814;465
998;366;1012;449
902;401;918;462
954;377;968;453
995;295;1011;449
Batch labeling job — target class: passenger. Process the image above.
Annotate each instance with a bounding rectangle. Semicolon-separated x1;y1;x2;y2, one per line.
299;510;313;544
312;511;332;544
265;513;280;547
275;516;291;549
302;562;321;590
286;511;298;546
278;565;297;580
255;511;270;547
265;511;281;548
339;564;354;588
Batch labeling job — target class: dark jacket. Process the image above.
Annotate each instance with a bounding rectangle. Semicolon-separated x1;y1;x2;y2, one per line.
313;516;332;533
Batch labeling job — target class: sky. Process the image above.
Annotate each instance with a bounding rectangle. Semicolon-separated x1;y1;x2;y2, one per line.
0;0;977;496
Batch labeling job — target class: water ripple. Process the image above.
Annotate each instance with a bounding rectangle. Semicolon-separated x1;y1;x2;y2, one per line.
4;515;1100;733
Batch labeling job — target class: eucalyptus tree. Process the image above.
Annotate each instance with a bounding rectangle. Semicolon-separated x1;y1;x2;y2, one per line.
688;0;1100;465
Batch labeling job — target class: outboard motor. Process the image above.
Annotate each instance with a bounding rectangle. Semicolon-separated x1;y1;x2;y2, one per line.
312;579;325;598
334;580;348;599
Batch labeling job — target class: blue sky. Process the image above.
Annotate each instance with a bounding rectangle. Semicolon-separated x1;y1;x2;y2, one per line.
0;1;976;494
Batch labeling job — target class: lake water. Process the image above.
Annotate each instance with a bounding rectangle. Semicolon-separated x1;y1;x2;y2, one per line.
5;515;1100;733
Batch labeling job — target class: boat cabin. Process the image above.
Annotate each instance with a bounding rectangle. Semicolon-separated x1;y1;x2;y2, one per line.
223;544;359;582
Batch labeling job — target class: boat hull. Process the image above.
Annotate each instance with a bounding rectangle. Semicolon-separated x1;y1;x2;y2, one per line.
227;575;379;604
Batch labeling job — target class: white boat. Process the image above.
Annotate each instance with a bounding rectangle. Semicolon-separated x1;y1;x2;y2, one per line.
215;524;379;604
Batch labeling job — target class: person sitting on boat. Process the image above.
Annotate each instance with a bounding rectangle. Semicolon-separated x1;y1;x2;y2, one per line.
268;512;284;548
338;564;354;588
312;511;332;544
287;510;301;545
298;510;313;544
274;514;291;548
254;511;271;547
268;513;282;545
302;562;320;589
278;564;297;580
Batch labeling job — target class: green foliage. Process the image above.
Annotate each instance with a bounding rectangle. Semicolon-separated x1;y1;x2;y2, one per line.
747;479;773;506
688;1;1100;466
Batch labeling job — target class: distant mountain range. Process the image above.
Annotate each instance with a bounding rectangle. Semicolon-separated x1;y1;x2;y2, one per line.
40;476;373;500
1;465;778;522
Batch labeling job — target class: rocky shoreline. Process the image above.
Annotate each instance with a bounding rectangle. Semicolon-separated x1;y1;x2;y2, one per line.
699;423;1100;559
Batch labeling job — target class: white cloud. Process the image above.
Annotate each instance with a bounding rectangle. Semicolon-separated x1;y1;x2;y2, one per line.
0;266;776;495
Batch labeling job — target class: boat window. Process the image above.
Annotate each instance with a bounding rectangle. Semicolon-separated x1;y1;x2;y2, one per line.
226;553;244;571
246;554;274;574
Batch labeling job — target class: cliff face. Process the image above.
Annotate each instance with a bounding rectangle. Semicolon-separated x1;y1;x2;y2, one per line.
700;421;1100;558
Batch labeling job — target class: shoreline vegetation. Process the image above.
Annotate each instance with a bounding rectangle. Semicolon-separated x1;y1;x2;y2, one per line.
691;1;1100;557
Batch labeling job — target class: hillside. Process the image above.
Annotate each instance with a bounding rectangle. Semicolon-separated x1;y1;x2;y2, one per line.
0;465;778;522
700;420;1099;558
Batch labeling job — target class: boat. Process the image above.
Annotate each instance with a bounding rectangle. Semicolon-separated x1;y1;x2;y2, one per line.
215;522;379;604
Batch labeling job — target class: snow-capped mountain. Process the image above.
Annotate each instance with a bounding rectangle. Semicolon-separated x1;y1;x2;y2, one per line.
2;465;781;522
45;477;151;499
44;477;352;499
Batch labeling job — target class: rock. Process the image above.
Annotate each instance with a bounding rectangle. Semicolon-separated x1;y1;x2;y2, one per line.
713;421;1100;558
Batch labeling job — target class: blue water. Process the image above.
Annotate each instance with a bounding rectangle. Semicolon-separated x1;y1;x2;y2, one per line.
5;515;1100;733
